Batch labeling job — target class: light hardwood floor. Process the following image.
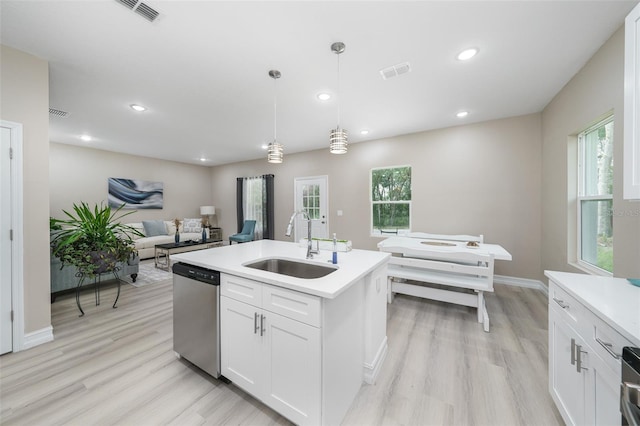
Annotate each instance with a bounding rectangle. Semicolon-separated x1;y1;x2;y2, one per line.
1;274;563;425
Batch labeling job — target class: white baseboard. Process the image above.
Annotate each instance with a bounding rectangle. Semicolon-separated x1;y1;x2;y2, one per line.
494;274;548;296
363;336;387;385
21;325;53;350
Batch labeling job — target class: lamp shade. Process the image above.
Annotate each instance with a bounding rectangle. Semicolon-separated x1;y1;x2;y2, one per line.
200;206;215;215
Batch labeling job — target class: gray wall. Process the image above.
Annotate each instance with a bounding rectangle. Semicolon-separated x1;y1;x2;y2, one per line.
542;26;640;279
1;45;51;334
49;142;215;223
210;113;543;281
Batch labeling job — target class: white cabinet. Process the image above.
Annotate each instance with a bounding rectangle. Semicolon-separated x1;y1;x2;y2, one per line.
624;3;640;200
220;274;321;425
548;277;632;425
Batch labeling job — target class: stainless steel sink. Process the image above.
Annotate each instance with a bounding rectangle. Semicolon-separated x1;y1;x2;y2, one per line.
244;258;337;279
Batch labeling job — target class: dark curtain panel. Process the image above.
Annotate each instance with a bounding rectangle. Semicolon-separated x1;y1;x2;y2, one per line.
236;174;275;240
264;174;275;240
236;178;244;233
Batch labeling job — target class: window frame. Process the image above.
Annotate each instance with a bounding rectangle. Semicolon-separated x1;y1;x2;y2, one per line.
370;165;412;237
576;115;614;276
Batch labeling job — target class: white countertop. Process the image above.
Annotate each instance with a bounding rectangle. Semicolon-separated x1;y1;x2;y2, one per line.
171;240;390;299
545;270;640;346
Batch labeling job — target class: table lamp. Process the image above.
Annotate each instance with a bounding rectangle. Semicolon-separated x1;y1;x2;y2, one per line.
200;206;215;227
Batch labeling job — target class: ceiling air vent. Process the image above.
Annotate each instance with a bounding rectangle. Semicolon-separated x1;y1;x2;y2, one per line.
114;0;160;22
49;108;69;118
379;62;412;80
135;3;159;22
116;0;137;10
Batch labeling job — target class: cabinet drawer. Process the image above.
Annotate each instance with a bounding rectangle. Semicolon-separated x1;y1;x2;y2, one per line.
549;281;584;326
221;274;262;307
589;313;634;373
262;283;321;327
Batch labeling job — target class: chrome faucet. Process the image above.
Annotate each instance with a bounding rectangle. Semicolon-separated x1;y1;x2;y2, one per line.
285;210;319;259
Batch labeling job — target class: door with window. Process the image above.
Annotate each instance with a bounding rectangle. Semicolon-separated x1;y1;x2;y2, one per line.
294;176;328;242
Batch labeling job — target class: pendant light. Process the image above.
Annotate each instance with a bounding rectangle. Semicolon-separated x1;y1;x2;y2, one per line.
329;42;348;155
267;69;284;163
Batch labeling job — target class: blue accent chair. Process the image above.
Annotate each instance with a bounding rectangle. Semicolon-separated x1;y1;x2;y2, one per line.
229;220;256;244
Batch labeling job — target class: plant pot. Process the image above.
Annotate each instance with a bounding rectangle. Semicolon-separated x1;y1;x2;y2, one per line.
89;250;118;275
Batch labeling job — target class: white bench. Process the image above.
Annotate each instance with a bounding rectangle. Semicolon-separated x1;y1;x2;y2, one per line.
383;241;495;332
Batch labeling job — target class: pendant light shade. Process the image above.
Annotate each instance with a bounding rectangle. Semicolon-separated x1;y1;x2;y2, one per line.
329;42;348;155
267;69;284;164
329;127;348;154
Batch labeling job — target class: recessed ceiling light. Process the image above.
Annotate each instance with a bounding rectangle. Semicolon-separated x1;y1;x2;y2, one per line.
456;111;469;118
200;157;207;162
261;144;269;150
457;48;478;61
317;93;331;101
360;130;369;135
80;134;92;142
130;104;147;112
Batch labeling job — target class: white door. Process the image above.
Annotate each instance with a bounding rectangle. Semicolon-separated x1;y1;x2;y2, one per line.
1;126;13;354
294;176;328;242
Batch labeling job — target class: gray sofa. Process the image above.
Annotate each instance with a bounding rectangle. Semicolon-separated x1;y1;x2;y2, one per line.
50;253;139;302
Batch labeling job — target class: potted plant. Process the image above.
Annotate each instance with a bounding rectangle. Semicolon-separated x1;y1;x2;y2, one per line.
50;202;143;277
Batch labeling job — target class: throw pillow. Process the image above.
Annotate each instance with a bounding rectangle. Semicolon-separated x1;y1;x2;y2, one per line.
183;218;203;233
142;220;168;237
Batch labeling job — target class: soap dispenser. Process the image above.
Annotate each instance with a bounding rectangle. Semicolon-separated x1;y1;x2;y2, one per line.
332;233;338;264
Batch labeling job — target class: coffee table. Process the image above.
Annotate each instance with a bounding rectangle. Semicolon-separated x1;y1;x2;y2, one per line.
154;240;221;271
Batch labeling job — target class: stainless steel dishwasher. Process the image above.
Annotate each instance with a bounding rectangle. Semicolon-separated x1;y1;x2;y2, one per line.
172;262;220;378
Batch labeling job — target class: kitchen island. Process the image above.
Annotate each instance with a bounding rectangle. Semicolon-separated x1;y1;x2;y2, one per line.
172;240;390;426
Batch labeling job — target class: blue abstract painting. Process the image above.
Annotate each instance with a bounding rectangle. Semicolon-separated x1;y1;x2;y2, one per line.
108;178;163;209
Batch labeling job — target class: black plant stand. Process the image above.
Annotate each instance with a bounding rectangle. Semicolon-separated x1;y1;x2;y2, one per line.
75;267;122;317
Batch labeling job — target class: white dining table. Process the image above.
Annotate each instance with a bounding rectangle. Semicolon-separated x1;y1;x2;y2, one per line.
377;234;512;332
377;235;512;261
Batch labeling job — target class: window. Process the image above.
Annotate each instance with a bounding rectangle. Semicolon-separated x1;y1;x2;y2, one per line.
302;184;320;220
371;166;411;236
578;117;614;273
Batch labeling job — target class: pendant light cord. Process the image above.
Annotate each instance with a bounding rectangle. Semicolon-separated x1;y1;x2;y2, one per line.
336;51;341;128
273;77;277;142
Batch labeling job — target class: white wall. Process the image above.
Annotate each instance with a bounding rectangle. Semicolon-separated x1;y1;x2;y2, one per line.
0;45;51;334
542;26;640;279
49;143;214;223
210;113;542;281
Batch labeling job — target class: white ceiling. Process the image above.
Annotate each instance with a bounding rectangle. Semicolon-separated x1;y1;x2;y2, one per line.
1;1;637;166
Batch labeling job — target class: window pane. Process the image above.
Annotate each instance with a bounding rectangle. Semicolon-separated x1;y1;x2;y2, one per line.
580;199;613;272
372;167;411;201
582;121;614;196
373;203;410;230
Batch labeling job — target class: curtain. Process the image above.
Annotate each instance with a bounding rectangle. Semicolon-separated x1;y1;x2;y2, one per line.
236;174;274;240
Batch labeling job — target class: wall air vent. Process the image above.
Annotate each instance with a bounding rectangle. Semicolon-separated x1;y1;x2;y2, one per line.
49;108;69;118
135;3;159;22
379;62;412;80
114;0;160;22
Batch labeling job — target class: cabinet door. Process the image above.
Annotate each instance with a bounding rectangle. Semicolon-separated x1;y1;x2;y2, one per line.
586;350;621;426
549;308;587;426
220;296;263;395
624;3;640;199
263;311;321;426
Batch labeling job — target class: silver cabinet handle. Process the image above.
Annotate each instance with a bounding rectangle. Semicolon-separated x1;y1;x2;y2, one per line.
254;312;259;334
575;343;588;372
553;297;569;309
571;338;577;365
260;314;266;336
595;337;620;359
